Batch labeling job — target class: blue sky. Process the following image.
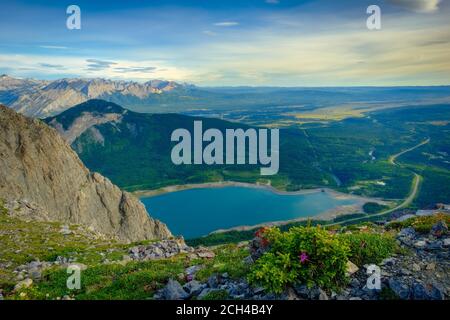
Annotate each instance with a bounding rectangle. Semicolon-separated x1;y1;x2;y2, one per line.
0;0;449;86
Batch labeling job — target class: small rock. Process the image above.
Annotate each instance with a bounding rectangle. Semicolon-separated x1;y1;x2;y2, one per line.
309;286;323;300
207;274;219;289
349;297;362;300
414;240;427;249
400;268;411;276
426;241;442;251
185;265;203;278
398;227;416;238
381;257;396;266
195;247;216;259
318;288;329;300
425;263;436;271
242;256;254;265
29;269;42;280
388;278;410;299
253;287;265;295
55;256;69;265
411;263;421;272
293;284;310;299
412;281;444;300
443;238;450;247
346;261;359;276
430;220;448;238
350;278;360;288
183;280;204;296
14;278;33;291
59;225;72;235
283;287;300;300
160;279;189;300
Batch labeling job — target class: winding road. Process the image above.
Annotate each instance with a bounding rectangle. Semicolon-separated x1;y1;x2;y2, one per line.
388;138;430;166
328;138;430;226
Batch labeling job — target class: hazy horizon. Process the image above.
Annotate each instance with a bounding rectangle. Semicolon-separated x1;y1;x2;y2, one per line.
2;73;450;88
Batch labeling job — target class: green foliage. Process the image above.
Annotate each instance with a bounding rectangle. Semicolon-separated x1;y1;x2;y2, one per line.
186;231;254;247
195;245;249;282
13;258;187;300
248;226;350;293
200;289;230;300
45;100;450;207
187;216;387;247
379;287;399;300
363;202;388;214
338;232;397;266
4;240;248;300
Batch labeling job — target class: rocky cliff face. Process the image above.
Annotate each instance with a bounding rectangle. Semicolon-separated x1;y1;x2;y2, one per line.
0;105;172;242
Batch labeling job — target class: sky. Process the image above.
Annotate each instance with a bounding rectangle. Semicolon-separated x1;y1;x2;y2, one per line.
0;0;449;86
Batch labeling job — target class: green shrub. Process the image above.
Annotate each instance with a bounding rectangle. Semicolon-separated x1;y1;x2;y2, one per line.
363;202;388;214
201;289;230;300
338;232;396;266
379;287;399;300
247;226;350;293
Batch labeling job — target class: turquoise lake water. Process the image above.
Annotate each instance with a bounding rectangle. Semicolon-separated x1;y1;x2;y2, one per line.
141;186;359;239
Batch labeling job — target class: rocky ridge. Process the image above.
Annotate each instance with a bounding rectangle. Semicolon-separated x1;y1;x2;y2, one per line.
0;105;171;242
0;75;186;117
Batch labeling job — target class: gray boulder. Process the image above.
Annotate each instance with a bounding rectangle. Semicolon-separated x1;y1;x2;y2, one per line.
160;279;189;300
412;281;444;300
398;227;416;238
388;278;410;299
183;280;204;296
430;220;448;238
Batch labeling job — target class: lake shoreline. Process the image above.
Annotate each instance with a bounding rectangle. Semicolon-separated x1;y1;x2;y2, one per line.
134;181;392;236
133;180;387;203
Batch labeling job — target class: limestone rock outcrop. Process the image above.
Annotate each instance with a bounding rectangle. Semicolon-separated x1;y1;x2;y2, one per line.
0;105;172;242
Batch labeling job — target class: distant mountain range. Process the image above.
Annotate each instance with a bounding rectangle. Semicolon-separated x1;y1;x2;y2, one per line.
0;74;190;118
3;74;450;120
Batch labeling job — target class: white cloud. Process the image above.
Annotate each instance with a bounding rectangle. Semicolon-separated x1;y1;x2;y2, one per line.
0;54;192;82
202;30;218;36
387;0;441;13
39;45;68;50
183;12;450;86
213;21;239;27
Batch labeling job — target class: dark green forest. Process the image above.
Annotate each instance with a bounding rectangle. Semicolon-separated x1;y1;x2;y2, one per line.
46;101;450;208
